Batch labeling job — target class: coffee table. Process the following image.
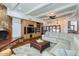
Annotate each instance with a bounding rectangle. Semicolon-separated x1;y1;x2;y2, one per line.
30;40;50;53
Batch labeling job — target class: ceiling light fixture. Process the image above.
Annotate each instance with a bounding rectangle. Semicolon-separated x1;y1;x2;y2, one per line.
48;12;56;19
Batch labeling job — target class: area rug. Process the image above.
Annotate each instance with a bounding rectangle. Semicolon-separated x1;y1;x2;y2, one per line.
13;43;56;56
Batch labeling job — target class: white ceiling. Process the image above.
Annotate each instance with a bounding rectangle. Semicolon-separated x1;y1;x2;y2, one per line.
3;3;77;20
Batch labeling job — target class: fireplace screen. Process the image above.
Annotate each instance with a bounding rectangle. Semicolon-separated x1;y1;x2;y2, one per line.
0;30;8;41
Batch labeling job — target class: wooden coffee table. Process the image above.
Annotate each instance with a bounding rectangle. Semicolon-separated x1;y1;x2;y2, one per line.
30;40;50;53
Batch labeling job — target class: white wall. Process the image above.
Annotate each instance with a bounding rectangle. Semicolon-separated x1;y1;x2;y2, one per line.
12;17;21;40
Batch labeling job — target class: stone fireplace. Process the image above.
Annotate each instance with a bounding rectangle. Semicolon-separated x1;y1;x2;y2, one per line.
0;3;12;48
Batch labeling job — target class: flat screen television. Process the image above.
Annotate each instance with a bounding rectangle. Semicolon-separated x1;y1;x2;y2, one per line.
27;27;34;33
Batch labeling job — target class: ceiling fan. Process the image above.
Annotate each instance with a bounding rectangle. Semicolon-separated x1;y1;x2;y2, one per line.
43;12;57;20
42;12;59;24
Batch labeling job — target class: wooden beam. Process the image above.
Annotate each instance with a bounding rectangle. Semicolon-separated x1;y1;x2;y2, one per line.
57;10;76;17
35;4;77;17
25;3;50;15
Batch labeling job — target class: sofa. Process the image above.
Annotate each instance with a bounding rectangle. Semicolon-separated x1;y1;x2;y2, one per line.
42;32;73;43
42;32;79;56
42;32;73;49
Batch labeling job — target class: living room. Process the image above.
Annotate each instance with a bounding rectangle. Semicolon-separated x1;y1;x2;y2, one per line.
0;3;79;56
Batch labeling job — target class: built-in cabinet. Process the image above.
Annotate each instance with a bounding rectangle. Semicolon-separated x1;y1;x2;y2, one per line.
21;19;43;39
